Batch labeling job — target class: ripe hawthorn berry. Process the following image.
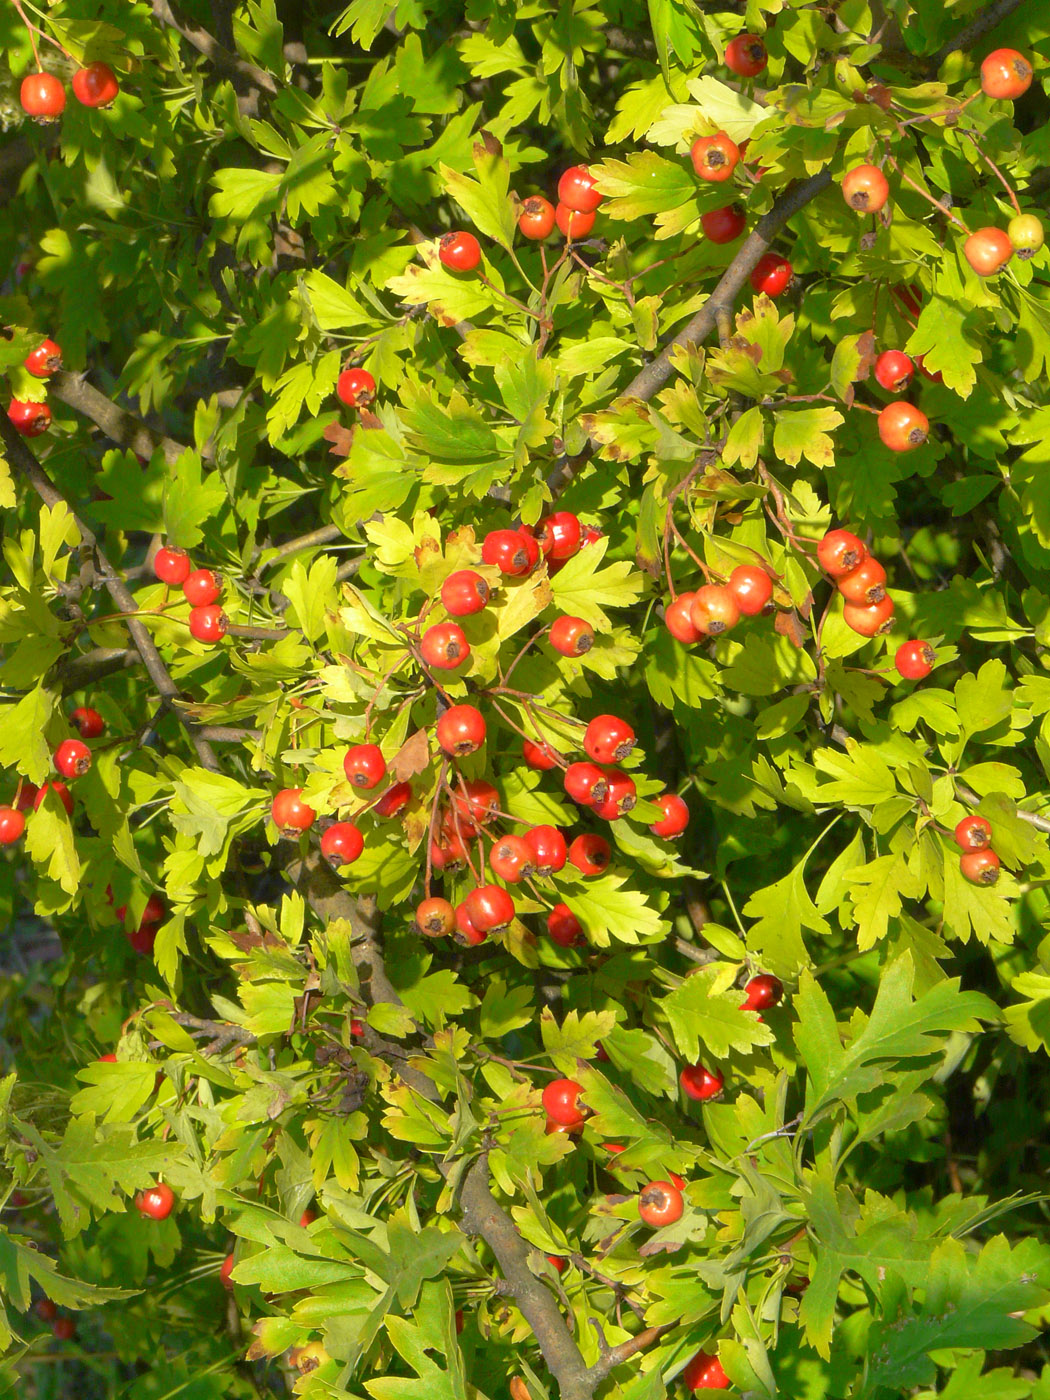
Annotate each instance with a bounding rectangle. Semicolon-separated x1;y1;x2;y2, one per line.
555;204;595;239
650;792;689;838
524;824;567;875
682;1352;731;1392
837;555;887;605
568;832;611;875
557;166;603;213
843;594;895;636
538;511;582;560
189;604;227;643
690;133;740;182
680;1063;724;1101
20;72;66;119
954;814;992;851
320;822;364;868
24;339;62;377
136;1182;175;1220
34;781;73;816
483;528;532;575
451;778;499;828
724;33;767;76
895;639;935;679
727;565;773;616
343;743;386;789
15;783;38;811
960;848;1000;885
454;900;487;945
271;788;316;834
465;883;515;933
420;622;470;670
183;568;221;606
665;593;703;643
336;367;375;408
441;570;489;616
220;1253;236;1290
518;195;557;240
691;584;741;637
878;401;928;451
818;528;866;578
71;706;104;739
701;204;746;244
547;903;583;946
874;350;915;393
542;1077;586;1125
841;163;890;212
36;1298;58;1322
416;897;456;937
523;738;559;770
963;226;1013;277
8;399;51;436
439;231;481;271
154;546;192;584
550;616;595;656
594;769;637;821
638;1180;684;1227
489;834;535;883
584;714;636;764
350;1017;365;1038
564;762;608;808
980;48;1033;100
750;253;792;296
72;61;120;107
740;973;783;1011
0;806;26;845
1008;213;1044;260
55;739;91;779
437;704;486;756
430;830;469;873
52;1317;76;1342
374;781;411;817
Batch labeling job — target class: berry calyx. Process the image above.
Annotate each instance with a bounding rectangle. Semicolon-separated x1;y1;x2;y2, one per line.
489;834;535;883
525;824;568;875
523;738;559;770
980;48;1032;101
555;203;595;239
336;367;376;408
19;72;66;120
837;555;887;606
593;769;637;822
55;738;91;779
72;62;120;107
818;528;866;578
680;1063;725;1101
482;528;532;575
183;568;221;607
650;792;689;838
843;595;895;636
665;593;703;644
343;743;386;789
690;133;740;183
960;848;1000;885
547;903;583;946
542;1077;586;1126
439;231;482;271
320;822;364;868
135;1182;175;1220
584;714;636;765
701;204;746;244
71;706;104;738
1008;213;1044;260
963;226;1013;277
518;195;557;240
24;338;62;378
895;639;935;679
727;564;774;616
154;546;192;584
568;832;611;876
416;896;456;937
874;350;915;393
750;253;793;296
0;806;26;845
34;781;73;816
564;762;609;808
690;584;741;637
724;34;767;76
740;973;783;1011
8;399;51;436
441;570;489;616
550;616;595;657
878;401;928;451
271;788;316;835
420;622;470;670
954;814;992;851
374;781;412;818
557;166;603;213
465;883;516;933
682;1351;731;1392
841;163;890;212
188;604;227;643
638;1180;684;1227
538;511;583;560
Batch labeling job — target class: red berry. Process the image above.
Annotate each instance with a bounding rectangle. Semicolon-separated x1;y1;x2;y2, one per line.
557;166;603;213
154;546;192;584
0;806;25;845
98;1053;117;1063
439;230;481;271
650;792;689;838
727;564;773;616
593;769;637;821
954;815;992;851
127;919;157;955
488;834;535;883
583;714;635;764
701;204;746;244
465;884;516;933
19;72;66;120
981;48;1032;100
843;595;895;637
71;706;104;739
15;783;38;811
135;1182;175;1220
349;1018;365;1038
36;1297;58;1321
568;832;611;876
220;1253;236;1289
690;584;741;637
680;1063;724;1101
336;367;376;408
895;639;935;679
724;34;767;76
436;704;487;757
547;903;583;946
320;822;364;868
374;781;412;817
690;133;740;182
451;779;499;829
564;762;608;808
34;781;73;816
841;163;889;212
550;616;595;656
454;900;487;945
183;568;221;606
740;974;783;1011
343;743;386;790
8;399;51;436
665;593;702;643
523;824;567;876
960;848;1000;885
581;525;603;547
188;604;227;643
817;529;866;579
538;511;582;560
963;226;1013;277
750;253;793;297
55;738;91;779
523;738;559;770
542;1077;586;1125
299;1209;317;1227
72;61;120;107
416;896;456;937
555;204;595;239
638;1180;684;1227
545;1254;567;1273
874;350;914;393
682;1351;730;1391
52;1316;76;1342
420;622;470;670
441;570;489;616
271;788;316;834
430;830;469;873
837;555;887;606
24;338;62;377
482;528;532;575
518;196;557;240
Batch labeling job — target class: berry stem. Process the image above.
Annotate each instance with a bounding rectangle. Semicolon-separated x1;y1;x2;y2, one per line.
882;154;967;229
964;129;1022;214
424;759;449;898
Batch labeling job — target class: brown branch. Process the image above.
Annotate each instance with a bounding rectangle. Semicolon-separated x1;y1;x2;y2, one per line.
225;623;290;642
49;373;191;467
56;647;138;693
151;0;279;99
0;419;220;772
586;1324;673;1383
259;525;344;567
197;725;261;743
928;0;1025;68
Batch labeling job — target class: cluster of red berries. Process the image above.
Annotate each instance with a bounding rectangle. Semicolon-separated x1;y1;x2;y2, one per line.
664;564;774;646
0;725;103;847
34;1296;76;1342
107;887;166;954
154;543;228;644
7;335;63;439
817;526;937;673
954;814;1001;886
19;62;120;121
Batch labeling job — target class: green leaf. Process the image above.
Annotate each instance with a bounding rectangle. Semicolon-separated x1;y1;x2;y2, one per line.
662;966;775;1060
772;407;843;468
540;1007;617;1075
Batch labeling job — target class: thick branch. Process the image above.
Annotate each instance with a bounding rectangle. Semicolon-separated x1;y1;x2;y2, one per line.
151;0;278;98
56;647;137;693
49;373;191;467
586;1324;672;1383
0;419;220;772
